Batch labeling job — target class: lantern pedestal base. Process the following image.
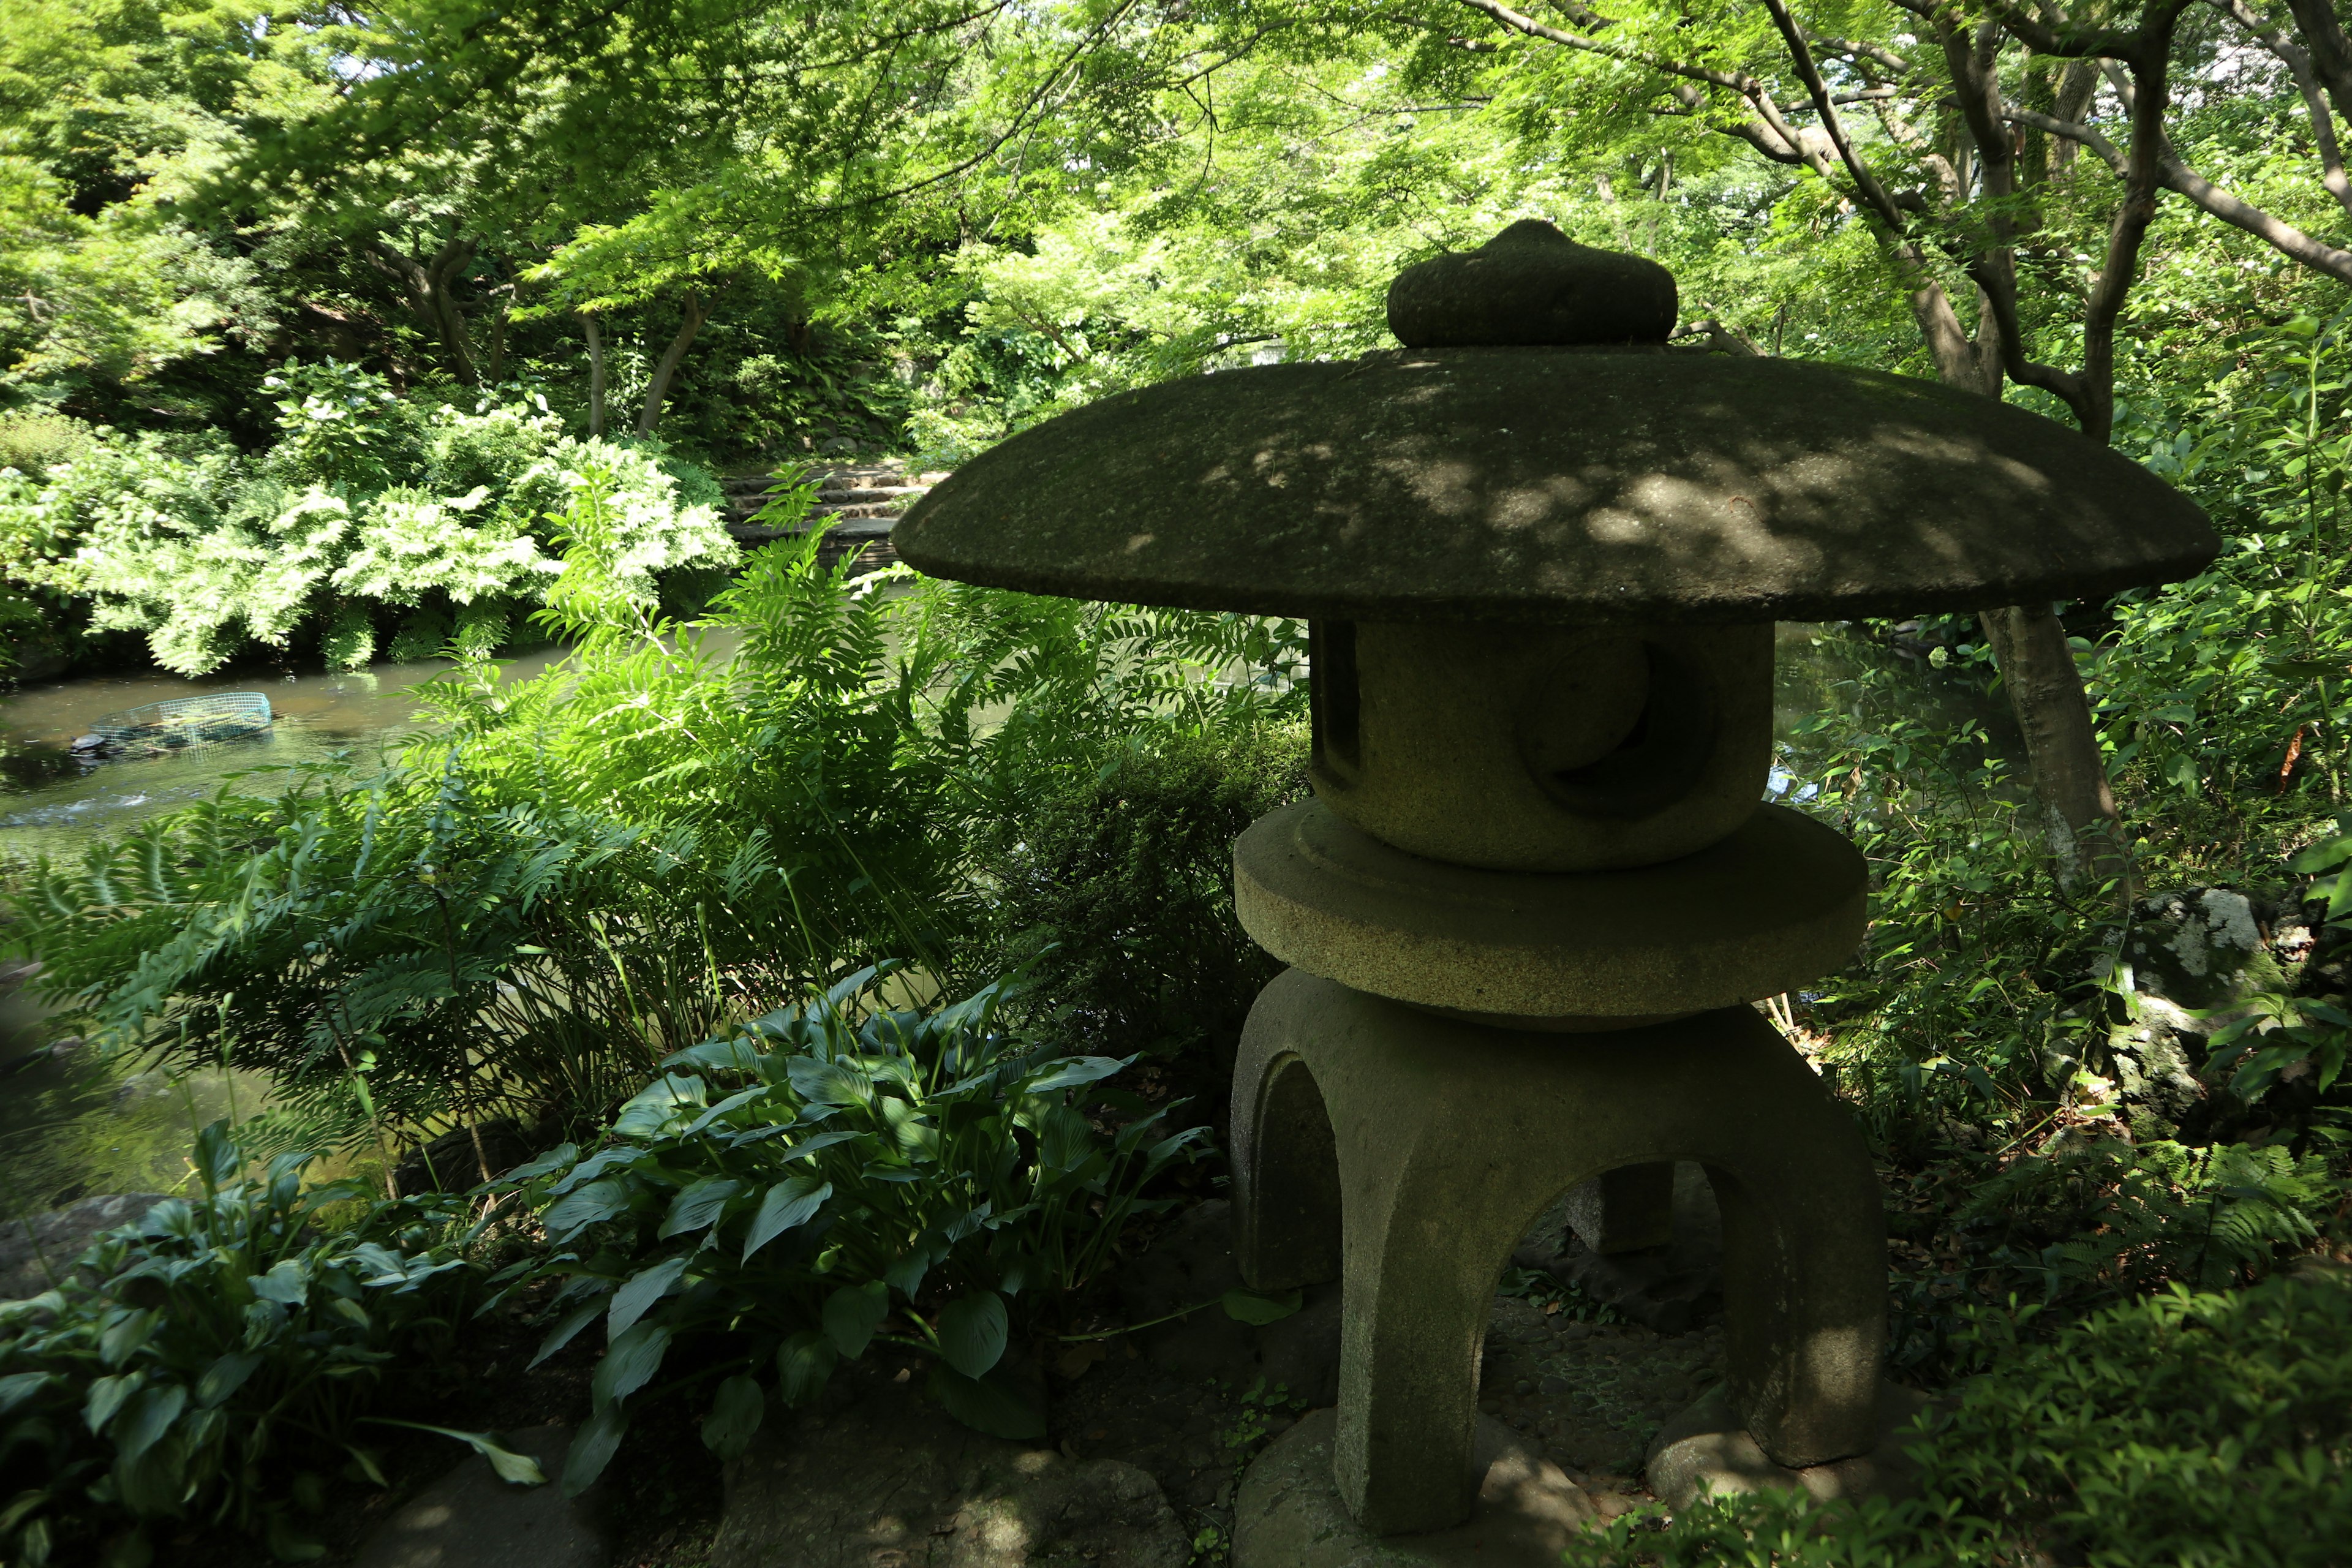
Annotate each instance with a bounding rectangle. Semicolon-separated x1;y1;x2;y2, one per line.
1645;1382;1937;1510
1231;970;1888;1535
1232;1409;1594;1568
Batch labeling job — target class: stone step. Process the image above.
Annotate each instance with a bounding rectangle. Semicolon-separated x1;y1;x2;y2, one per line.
813;489;924;507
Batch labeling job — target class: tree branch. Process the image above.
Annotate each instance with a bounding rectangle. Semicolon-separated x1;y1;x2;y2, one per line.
1758;0;1907;228
2282;0;2352;129
2005;104;2127;173
2209;0;2352;221
1449;0;1826;165
2005;105;2352;284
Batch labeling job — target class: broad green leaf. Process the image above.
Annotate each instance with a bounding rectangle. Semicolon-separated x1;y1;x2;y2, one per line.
85;1372;141;1433
1221;1289;1303;1326
608;1256;689;1340
529;1300;605;1370
679;1088;767;1139
884;1242;940;1299
500;1143;579;1185
1027;1056;1131;1093
662;1037;766;1073
591;1321;672;1411
701;1374;764;1460
775;1330;837;1406
1035;1106;1092;1174
360;1419;548;1485
611;1073;708;1138
113;1384;188;1463
929;1363;1046;1440
99;1309;158;1368
787;1056;871;1107
192;1118;241;1191
658;1177;743;1240
563;1404;628;1496
543;1178;632;1241
195;1352;265;1409
743;1177;831;1262
0;1372;52;1418
821;1280;889;1359
250;1260;309;1306
935;1292;1008;1379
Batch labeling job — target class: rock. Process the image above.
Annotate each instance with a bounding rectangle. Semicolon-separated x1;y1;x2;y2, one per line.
1515;1163;1723;1333
1643;1382;1936;1510
0;1193;168;1302
2100;885;2312;1136
1231;1408;1594;1567
713;1372;1187;1567
1117;1199;1342;1404
2122;887;2279;1010
353;1425;605;1568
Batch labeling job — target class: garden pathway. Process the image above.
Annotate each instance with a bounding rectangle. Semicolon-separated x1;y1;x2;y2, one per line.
722;462;951;575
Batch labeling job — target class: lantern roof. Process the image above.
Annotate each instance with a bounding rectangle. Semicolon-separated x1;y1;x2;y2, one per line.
891;222;2217;624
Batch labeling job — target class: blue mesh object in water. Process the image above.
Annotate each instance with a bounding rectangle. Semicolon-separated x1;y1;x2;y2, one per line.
88;692;273;755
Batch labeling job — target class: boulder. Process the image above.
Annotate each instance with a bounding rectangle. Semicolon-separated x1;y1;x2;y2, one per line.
1231;1408;1593;1567
1513;1163;1722;1333
0;1193;168;1302
2100;886;2310;1136
353;1425;605;1568
1643;1383;1936;1510
712;1373;1188;1568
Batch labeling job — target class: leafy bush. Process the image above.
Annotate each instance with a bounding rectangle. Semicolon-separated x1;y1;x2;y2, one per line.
497;967;1206;1491
984;720;1308;1087
0;410;94;475
0;363;738;673
1565;1268;2352;1567
0;1121;498;1566
7;485;1305;1161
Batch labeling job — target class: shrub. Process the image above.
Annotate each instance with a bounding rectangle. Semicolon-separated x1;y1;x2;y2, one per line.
1566;1267;2352;1567
0;367;739;673
0;1121;504;1566
495;967;1207;1492
6;506;1304;1164
0;410;94;475
982;721;1308;1089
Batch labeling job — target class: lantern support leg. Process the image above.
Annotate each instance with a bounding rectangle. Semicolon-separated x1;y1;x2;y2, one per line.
1562;1161;1676;1253
1231;968;1887;1538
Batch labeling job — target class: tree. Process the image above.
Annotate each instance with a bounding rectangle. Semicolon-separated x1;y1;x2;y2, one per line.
1404;0;2352;889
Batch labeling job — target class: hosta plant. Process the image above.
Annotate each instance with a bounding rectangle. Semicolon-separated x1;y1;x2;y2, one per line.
497;965;1208;1493
0;1121;510;1566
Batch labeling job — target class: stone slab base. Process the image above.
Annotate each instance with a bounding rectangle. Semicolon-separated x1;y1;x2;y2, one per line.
354;1425;605;1568
1644;1382;1937;1510
1233;1409;1594;1567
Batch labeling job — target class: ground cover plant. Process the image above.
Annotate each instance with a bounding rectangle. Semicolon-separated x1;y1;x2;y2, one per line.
494;965;1208;1491
0;1121;513;1567
4;492;1306;1166
1564;1266;2352;1567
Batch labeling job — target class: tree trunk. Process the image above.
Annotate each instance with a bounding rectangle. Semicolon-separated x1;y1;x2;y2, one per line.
361;235;481;386
1980;603;2133;894
1908;282;2132;894
484;284;509;384
635;290;710;438
582;312;606;437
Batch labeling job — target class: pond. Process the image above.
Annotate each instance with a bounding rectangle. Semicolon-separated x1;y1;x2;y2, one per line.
0;647;570;1212
0;621;2017;1213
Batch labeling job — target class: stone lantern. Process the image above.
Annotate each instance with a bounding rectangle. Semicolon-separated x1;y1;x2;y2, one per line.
892;221;2217;1560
